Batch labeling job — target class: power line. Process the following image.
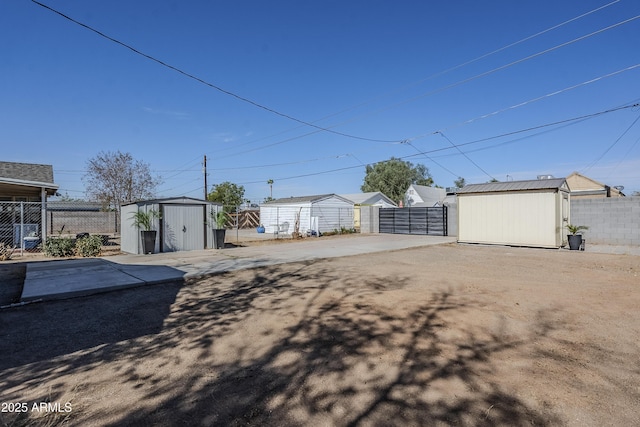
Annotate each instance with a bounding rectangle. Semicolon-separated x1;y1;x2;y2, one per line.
440;63;640;135
582;111;640;173
209;1;623;158
209;16;640;161
30;0;401;144
233;103;639;184
606;133;640;180
370;14;640;127
401;141;460;178
436;132;495;181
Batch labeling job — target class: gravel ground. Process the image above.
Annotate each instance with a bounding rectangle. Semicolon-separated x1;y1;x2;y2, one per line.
0;243;638;426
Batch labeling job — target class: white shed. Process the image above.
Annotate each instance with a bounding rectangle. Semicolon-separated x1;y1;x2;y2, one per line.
121;197;222;254
457;178;570;248
260;194;354;235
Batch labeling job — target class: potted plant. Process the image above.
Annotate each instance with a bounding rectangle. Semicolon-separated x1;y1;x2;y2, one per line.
132;209;161;254
212;210;227;249
256;224;265;233
567;224;588;251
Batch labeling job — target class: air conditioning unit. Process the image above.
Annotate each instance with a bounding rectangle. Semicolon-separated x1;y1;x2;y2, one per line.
537;174;555;180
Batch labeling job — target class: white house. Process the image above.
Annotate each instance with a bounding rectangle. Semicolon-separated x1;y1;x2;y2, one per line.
405;184;446;207
260;194;354;235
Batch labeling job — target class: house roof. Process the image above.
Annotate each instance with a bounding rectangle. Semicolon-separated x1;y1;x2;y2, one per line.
457;178;568;194
0;161;54;183
566;171;624;196
0;161;58;196
339;192;396;206
409;184;445;201
266;194;352;205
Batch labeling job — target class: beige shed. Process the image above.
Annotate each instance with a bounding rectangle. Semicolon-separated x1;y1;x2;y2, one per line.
457;178;570;248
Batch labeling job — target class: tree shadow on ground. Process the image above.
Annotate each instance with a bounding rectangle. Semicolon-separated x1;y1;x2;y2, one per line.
1;261;561;426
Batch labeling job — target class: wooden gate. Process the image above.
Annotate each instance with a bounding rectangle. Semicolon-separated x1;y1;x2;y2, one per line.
227;210;260;229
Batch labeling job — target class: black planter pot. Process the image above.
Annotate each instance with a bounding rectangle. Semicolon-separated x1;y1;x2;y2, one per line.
567;234;582;251
141;230;157;254
213;229;226;249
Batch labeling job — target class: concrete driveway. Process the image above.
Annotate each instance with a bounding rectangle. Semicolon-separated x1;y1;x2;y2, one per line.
21;234;456;302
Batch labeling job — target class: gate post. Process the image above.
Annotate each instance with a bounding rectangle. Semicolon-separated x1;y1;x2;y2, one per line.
443;206;448;236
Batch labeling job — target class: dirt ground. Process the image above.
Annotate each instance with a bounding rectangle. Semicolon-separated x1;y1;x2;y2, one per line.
0;243;638;426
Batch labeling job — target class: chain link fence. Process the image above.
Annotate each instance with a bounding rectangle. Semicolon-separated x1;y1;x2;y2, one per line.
1;201;360;255
220;205;357;244
0;201;121;255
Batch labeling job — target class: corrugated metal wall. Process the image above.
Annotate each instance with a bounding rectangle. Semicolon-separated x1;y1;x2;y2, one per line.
120;204;138;254
310;199;353;232
162;204;205;252
121;203;161;254
121;198;220;254
260;203;309;234
260;198;354;235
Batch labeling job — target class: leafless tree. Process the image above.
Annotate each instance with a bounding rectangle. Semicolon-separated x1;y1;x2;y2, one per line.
83;151;162;211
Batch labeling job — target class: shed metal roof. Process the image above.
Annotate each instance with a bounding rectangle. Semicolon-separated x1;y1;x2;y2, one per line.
457;178;567;194
122;197;222;206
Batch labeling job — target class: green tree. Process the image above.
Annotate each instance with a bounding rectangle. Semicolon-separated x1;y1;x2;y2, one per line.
454;177;466;188
207;181;245;212
361;157;433;204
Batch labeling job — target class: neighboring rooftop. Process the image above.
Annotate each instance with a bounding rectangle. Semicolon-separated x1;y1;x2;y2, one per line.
340;192;397;206
0;161;54;184
566;171;625;197
0;161;58;197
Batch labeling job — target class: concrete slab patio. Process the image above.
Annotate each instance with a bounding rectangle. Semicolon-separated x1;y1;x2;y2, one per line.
21;234;457;302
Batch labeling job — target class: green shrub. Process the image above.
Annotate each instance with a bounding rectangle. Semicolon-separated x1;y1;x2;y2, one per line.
0;242;15;261
75;235;103;257
44;237;76;257
340;226;357;234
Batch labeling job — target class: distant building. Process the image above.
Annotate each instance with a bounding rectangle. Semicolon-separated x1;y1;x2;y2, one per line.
405;184;445;207
339;192;397;208
0;161;58;201
566;172;625;199
0;161;59;246
340;192;396;231
260;194;354;235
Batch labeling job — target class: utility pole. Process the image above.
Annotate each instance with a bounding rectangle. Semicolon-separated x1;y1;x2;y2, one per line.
203;155;208;200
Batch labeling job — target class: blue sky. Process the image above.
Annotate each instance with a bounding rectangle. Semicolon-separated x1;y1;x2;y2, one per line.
2;0;640;202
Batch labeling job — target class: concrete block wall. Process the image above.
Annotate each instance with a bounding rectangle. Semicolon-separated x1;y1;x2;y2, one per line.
571;197;640;246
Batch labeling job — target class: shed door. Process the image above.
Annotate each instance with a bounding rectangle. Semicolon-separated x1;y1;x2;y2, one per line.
162;205;204;252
